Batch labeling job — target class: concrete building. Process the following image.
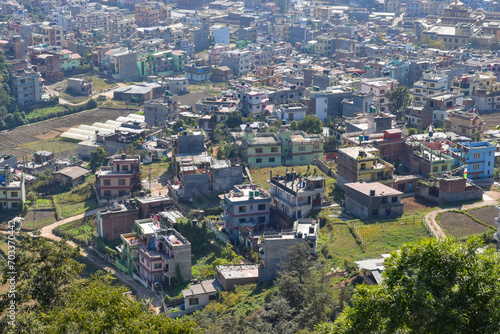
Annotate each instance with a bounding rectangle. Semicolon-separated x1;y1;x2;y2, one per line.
52;166;90;186
221;50;253;77
405;143;455;177
210;25;230;45
67;78;93;96
269;171;325;220
0;167;25;210
182;279;221;312
96;201;140;240
341;92;373;117
0;155;18;169
449;142;495;180
144;94;179;126
412;71;449;107
95;154;141;202
216;265;259;290
104;50;140;82
416;176;483;205
443;109;485;138
11;69;43;106
209;44;229;66
221;184;271;240
258;219;319;282
276;103;309;122
237;85;268;117
361;78;398;113
345;182;403;219
336;146;394;189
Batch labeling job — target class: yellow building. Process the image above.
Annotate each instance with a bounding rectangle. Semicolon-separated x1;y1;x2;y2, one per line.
443;109;485;137
451;71;499;97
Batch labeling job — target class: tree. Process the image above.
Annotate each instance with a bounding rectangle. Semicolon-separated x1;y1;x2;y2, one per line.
324;136;338;153
415;35;446;50
172;120;184;133
225;111;243;129
0;231;84;311
386;86;411;121
89;147;108;172
297;115;323;134
490;38;500;51
321;237;500;334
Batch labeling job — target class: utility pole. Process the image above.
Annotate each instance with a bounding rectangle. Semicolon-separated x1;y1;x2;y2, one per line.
149;165;152;195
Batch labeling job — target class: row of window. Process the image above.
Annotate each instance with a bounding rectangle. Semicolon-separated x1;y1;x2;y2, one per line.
239;204;267;212
103;190;128;197
103;179;127;186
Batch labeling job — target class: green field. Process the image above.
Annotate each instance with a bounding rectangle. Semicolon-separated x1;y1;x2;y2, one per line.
21;137;78;154
250;165;328;191
53;178;97;219
318;208;432;269
26;106;66;121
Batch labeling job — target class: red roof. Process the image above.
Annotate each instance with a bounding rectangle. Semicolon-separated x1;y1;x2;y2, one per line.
71;54;81;60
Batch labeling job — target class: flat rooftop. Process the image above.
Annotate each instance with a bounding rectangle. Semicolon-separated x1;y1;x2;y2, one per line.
182;278;221;297
217;264;259;280
339;146;379;159
345;181;403;197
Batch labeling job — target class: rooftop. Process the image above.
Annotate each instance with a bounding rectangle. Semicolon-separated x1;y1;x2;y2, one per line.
182;278;221;297
217;264;259;280
345;181;403;197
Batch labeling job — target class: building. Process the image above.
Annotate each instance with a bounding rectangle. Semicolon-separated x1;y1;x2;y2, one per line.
95;154;141;202
416;176;483;205
30;24;63;47
345;182;403;219
412;71;449;107
184;59;210;82
216;265;259;290
144;94;179;126
449;142;495;180
237;85;268;118
221;184;271;240
117;219;191;286
276;103;309;122
96;200;140;240
52;166;90;186
269;171;325;220
209;44;229;66
423;23;479;50
221;50;253;77
0;167;25;210
104;50;140;82
182;279;221;312
0;155;17;169
67;78;93;96
444;109;485;138
258;219;319;282
113;83;164;102
405;142;455;177
361;78;398;113
11;69;43;106
210;25;230;45
134;2;171;28
161;77;188;95
241;129;282;168
336;146;394;189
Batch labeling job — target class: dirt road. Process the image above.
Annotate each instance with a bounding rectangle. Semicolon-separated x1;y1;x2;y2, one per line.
424;193;499;239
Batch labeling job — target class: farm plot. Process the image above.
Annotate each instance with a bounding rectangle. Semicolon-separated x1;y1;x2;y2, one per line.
467;206;498;227
438;211;491;238
21;208;57;230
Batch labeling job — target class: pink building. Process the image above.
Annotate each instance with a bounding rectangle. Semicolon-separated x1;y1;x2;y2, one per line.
209;44;229;66
361;78;398;113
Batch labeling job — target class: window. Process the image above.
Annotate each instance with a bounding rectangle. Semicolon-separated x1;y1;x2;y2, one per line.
462;129;466;134
473;153;480;159
441;165;448;171
258;216;266;223
430;83;435;88
433;166;438;172
258;204;266;211
103;179;111;186
256;158;262;163
271;147;278;152
122;165;129;171
391;196;398;203
255;148;263;153
239;206;246;213
10;192;18;198
269;157;275;163
299;146;306;151
313;144;320;149
104;190;111;197
473;163;480;170
154;263;162;269
239;218;246;224
119;190;127;196
189;298;199;305
118;179;126;186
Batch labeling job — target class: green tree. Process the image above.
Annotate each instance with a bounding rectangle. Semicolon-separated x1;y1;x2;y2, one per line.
225;111;243;128
415;35;446;50
0;231;84;311
386;86;411;121
324;136;338;153
89;147;108;172
297;115;323;134
172;119;184;133
321;237;500;334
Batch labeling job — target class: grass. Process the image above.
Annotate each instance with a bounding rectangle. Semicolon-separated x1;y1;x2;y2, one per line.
36;198;52;208
53;178;97;219
141;161;172;181
191;243;221;280
21;137;78;154
91;76;116;91
23;208;57;230
59;90;89;104
250;165;328;191
53;215;96;246
25;106;66;121
317;208;432;269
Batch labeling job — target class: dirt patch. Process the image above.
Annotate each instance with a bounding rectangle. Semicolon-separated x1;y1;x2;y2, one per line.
467;206;498;227
21;209;56;231
35;130;63;140
438;211;491;238
402;197;436;213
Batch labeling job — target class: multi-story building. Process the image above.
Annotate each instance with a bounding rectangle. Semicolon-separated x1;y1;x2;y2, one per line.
269;171;325;220
29;50;63;81
412;70;448;106
336;146;394;189
361;78;398;113
11;69;43;106
221;50;253;77
135;3;159;28
30;24;63;47
184;58;210;82
144;94;179;126
221;184;271;240
258;219;319;282
449;141;495;180
0;167;25;210
208;44;229;66
345;182;403;219
103;50;140;81
95;154;141;201
117;218;191;285
451;71;499;97
443;109;485;137
241;128;282;168
58;49;81;71
237;85;268;118
210;25;230;45
423;23;480;50
405;142;455;177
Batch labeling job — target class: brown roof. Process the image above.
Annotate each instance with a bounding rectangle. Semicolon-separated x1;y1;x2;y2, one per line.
53;166;90;179
345;181;403;197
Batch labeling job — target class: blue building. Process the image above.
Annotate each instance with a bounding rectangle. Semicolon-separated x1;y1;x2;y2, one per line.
449;142;495;179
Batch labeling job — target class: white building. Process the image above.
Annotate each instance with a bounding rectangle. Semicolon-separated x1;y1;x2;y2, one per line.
237;85;268;118
412;71;448;106
210;25;230;45
361;78;398;113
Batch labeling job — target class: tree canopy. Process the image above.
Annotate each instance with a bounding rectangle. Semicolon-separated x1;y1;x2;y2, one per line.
225;111;243;129
386;86;411;121
89;147;108;172
319;237;500;334
297;115;324;134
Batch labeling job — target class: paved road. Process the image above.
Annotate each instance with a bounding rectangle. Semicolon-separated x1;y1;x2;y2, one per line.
39;210;163;309
424;193;499;239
